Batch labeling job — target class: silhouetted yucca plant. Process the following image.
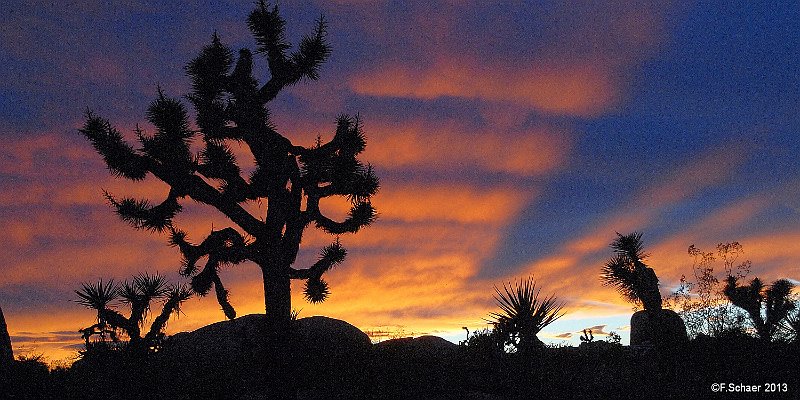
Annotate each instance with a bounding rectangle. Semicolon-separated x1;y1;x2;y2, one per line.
724;276;796;342
75;273;192;354
488;277;565;352
75;279;121;344
601;232;663;311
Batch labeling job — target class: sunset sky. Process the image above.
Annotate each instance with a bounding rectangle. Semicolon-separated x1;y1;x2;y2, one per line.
2;1;799;362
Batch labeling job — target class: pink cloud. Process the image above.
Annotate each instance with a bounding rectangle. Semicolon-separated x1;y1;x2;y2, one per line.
352;60;618;117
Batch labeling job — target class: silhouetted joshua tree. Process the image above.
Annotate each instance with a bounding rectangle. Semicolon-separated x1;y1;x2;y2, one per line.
723;276;796;342
601;232;688;346
601;232;662;311
0;305;13;368
76;273;192;354
488;277;565;353
80;1;378;335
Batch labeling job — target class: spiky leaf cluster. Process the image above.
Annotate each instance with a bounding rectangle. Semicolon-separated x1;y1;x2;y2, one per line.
81;114;148;180
75;279;119;311
303;278;330;303
600;231;663;310
488;277;565;352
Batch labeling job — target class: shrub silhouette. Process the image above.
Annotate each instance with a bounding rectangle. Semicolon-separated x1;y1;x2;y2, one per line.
488;277;565;353
80;1;378;334
579;329;594;343
601;231;662;311
668;242;752;338
723;276;796;342
75;273;192;355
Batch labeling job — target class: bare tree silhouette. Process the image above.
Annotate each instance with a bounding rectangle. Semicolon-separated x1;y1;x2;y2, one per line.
667;242;752;338
80;2;377;331
724;276;796;342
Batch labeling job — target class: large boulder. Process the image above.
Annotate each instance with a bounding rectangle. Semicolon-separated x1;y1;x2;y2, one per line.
157;315;372;398
372;336;460;397
630;309;688;347
0;306;13;368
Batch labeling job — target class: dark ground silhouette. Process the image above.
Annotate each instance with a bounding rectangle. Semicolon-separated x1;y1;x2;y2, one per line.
3;322;799;399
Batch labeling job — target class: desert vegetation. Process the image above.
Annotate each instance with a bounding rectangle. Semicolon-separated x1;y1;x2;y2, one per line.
3;234;799;399
3;3;799;400
74;273;192;356
488;277;565;353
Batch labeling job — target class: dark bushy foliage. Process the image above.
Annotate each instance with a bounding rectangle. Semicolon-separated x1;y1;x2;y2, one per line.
4;336;800;399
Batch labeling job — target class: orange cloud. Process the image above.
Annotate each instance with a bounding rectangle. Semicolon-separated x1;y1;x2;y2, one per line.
372;183;529;224
362;119;572;175
352;61;618;117
2;177;535;363
342;1;682;116
269;115;573;176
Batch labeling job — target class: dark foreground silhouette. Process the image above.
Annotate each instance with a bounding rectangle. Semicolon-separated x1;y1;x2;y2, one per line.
3;315;799;400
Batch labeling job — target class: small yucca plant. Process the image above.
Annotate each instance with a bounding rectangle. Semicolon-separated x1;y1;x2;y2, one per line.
488;277;565;352
75;279;121;344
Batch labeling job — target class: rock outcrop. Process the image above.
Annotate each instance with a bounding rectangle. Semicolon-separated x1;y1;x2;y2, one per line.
0;306;13;368
372;335;460;398
158;315;372;398
630;309;689;347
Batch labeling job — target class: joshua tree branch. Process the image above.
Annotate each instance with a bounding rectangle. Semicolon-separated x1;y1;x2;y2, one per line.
289;240;346;279
288;258;330;280
152;168;264;237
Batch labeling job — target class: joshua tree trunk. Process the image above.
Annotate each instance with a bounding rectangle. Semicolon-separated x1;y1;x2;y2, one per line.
263;266;292;331
0;306;13;367
260;263;297;399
